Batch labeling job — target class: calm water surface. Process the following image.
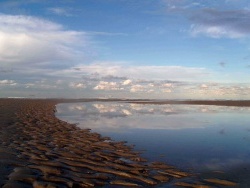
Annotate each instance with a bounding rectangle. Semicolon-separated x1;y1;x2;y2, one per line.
56;102;250;175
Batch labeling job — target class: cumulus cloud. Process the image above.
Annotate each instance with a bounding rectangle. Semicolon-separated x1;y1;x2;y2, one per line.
69;82;86;89
162;83;173;87
46;62;222;97
93;81;124;91
190;9;250;38
25;83;35;88
190;83;250;98
200;84;208;88
44;62;212;98
51;64;191;95
122;79;132;85
0;79;17;85
0;14;88;67
130;84;145;93
162;89;172;93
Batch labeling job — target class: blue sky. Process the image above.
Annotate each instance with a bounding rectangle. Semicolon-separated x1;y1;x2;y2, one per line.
1;0;250;99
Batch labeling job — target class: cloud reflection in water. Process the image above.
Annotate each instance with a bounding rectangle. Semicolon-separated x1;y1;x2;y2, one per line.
56;102;250;174
56;102;250;132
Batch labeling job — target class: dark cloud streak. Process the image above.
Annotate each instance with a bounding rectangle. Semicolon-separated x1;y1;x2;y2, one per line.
219;62;226;67
190;9;250;38
0;68;13;73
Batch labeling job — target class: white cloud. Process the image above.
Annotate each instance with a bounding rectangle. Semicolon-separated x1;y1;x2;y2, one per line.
162;89;172;93
22;79;64;90
130;84;145;93
192;83;250;98
190;24;245;38
147;83;155;87
25;83;35;88
48;7;72;16
200;84;208;88
69;82;86;89
0;14;88;66
0;79;17;85
93;81;124;91
162;83;173;87
122;79;132;85
147;89;155;93
122;109;132;116
39;84;58;89
93;104;117;113
68;105;87;111
47;62;235;98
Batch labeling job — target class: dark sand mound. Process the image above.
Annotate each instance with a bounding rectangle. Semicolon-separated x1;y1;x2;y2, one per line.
0;99;238;187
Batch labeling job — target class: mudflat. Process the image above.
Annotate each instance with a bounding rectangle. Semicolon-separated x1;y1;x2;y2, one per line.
0;98;239;187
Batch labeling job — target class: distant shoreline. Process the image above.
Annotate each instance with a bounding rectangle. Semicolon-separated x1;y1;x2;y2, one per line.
3;98;250;107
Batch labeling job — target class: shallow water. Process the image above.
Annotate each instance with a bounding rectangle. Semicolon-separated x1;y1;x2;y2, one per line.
56;102;250;176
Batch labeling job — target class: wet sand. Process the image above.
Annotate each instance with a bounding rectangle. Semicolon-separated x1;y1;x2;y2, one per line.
0;98;240;187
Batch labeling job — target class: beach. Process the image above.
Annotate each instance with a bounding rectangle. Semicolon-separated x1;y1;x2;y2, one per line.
0;98;240;187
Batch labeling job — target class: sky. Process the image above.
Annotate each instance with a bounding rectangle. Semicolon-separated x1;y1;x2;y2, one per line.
1;0;250;99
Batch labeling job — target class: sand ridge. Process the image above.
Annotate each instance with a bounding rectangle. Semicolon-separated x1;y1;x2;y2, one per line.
0;99;238;187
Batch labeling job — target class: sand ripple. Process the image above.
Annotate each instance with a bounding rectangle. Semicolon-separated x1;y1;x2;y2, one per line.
0;99;237;187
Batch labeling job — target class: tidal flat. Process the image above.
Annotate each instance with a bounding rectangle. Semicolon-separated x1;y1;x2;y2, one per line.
0;98;248;187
